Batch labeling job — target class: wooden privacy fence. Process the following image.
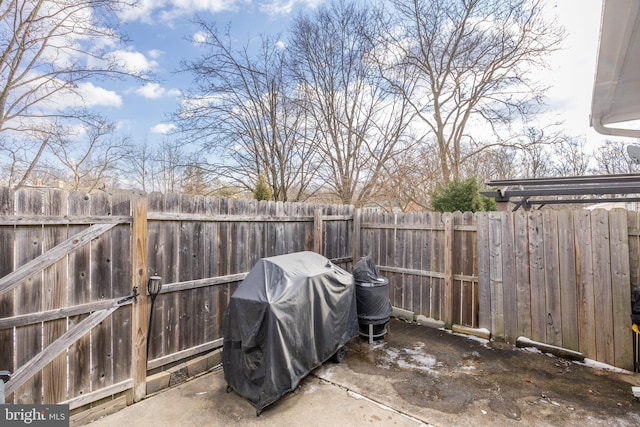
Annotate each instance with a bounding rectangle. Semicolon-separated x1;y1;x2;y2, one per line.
1;186;638;410
0;187;353;409
359;208;637;371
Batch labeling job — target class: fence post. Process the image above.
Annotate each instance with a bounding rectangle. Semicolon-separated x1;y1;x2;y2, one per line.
130;192;148;402
313;207;323;254
444;214;454;327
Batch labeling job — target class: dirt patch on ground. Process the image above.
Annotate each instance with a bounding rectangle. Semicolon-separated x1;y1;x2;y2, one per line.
336;318;640;426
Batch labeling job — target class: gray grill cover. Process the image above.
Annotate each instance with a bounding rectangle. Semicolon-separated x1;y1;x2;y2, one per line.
222;251;358;413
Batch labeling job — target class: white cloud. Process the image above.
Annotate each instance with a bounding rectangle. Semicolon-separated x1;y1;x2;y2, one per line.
108;49;159;74
193;31;209;44
42;81;122;109
148;49;165;59
135;83;180;99
119;0;246;23
259;0;322;16
275;40;287;49
79;83;123;107
151;123;177;134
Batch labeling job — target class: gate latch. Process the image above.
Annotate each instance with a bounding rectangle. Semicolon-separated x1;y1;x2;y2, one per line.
117;286;139;305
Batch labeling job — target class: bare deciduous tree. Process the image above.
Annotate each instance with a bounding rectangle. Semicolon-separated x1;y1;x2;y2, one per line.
175;19;319;202
289;0;415;207
551;137;592;177
594;140;639;175
46;118;132;191
376;0;564;183
0;0;148;187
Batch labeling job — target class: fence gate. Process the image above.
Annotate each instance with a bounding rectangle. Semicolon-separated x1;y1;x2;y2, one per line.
0;188;149;412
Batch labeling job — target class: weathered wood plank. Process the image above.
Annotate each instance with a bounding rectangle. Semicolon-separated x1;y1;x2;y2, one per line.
609;209;633;370
460;212;476;327
591;209;614;364
0;297;131;330
110;192;132;385
514;210;531;339
501;211;517;343
5;307;118;397
411;213;424;316
488;212;504;339
0;215;130;225
162;193;181;360
0;222;117;297
430;212;443;320
476;212;491;330
558;209;579;352
67;191;92;400
42;189;68;404
574;209;596;359
528;210;546;343
146;192;165;360
443;213;454;326
0;187;15;397
90;191;114;393
203;197;221;343
14;188;43;404
543;210;562;347
178;194;197;352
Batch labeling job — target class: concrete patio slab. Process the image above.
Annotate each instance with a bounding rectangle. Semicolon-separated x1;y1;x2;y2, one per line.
82;318;640;427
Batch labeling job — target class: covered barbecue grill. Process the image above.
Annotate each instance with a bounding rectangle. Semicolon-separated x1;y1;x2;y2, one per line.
222;251;358;415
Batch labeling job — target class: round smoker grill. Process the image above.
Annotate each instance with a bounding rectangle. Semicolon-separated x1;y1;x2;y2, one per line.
353;256;392;342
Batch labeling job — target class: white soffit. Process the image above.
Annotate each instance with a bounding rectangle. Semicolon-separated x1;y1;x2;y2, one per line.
590;0;640;137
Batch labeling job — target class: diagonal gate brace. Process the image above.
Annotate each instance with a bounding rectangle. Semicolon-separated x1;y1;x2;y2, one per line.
4;306;118;397
0;223;117;298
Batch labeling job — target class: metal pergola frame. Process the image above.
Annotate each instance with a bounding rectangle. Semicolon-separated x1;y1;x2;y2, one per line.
482;174;640;211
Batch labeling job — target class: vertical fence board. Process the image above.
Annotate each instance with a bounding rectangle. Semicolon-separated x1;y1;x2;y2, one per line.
592;209;615;364
111;192;132;384
90;192;114;392
528;210;546;343
411;213;424;316
164;193;181;357
501;212;517;342
558;209;578;351
42;189;68;404
543;210;562;347
14;189;44;403
461;212;476;327
609;209;633;370
67;191;91;399
476;212;491;330
488;212;504;338
574;209;596;358
0;187;14;400
514;211;531;339
443;213;454;326
203;197;220;342
178;194;197;352
147;192;165;360
432;213;443;320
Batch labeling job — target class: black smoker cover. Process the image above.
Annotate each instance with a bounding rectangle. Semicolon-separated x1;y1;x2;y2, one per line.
632;287;640;326
222;251;358;413
353;256;392;323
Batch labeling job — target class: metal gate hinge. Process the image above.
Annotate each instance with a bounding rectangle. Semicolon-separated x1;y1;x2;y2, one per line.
117;286;139;305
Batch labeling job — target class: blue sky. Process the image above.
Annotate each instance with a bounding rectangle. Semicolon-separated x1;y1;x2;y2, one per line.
96;0;318;146
87;0;611;150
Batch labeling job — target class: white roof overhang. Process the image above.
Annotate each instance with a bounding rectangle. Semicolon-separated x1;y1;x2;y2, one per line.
590;0;640;137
